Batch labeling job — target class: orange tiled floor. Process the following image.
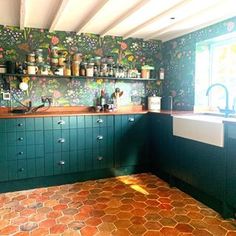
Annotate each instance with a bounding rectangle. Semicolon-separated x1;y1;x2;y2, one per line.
0;173;236;236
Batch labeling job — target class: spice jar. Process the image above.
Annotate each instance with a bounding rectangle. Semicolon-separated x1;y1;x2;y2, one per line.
72;61;80;76
80;62;87;76
35;49;43;63
58;53;65;66
72;52;82;62
86;63;94;77
27;53;36;63
64;60;71;76
51;57;59;67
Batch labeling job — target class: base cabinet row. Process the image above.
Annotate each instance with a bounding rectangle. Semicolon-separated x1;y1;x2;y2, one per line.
0;114;148;184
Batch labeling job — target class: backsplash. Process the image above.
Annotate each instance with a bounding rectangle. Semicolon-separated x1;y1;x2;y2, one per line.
163;16;236;110
0;25;162;107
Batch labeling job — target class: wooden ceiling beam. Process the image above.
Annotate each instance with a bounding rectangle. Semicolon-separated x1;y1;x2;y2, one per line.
49;0;70;32
20;0;26;30
76;0;109;35
99;0;151;37
123;0;190;39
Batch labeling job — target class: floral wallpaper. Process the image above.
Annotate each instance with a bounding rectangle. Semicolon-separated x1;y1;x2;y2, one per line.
0;25;162;107
163;16;236;110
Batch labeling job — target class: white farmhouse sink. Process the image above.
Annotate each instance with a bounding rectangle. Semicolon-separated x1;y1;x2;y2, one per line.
173;114;224;147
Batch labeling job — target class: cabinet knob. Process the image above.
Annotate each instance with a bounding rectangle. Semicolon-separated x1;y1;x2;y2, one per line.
97;156;103;161
18;151;24;155
97;135;103;140
58;120;65;125
19;168;24;172
18;123;23;127
59;160;65;165
97;119;103;124
128;117;135;122
58;138;65;143
18;137;24;141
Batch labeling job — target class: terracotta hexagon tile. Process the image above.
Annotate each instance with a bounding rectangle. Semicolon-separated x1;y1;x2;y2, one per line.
20;222;38;231
204;216;223;225
68;220;85;231
57;215;74;224
221;221;236;231
80;225;98;236
131;208;147;217
174;214;191;224
63;229;81;236
90;209;105;218
160;226;180;235
47;210;62;219
74;212;90;221
119;204;134;212
52;204;68;211
62;208;78;215
114;219;132;229
159;209;175;218
130;216;146;225
0;225;18;235
101;214;117;223
93;203;108;210
187;211;205;220
105;207;120;214
175;223;194;233
117;212;133;220
144;213;161;221
143;230;163;236
206;224;227;235
13;232;30;236
85;217;102;227
192;228;214;236
50;224;67;234
20;208;36;217
97;222;116;232
144;221;162;230
30;227;49;236
145;205;160;213
11;217;28;225
128;224;147;235
227;231;236;236
36;207;52;215
112;228;131;236
160;217;177;227
39;218;56;228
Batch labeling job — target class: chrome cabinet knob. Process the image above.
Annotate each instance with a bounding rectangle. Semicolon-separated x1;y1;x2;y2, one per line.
58;138;65;143
128;117;135;122
58;120;65;125
97;119;103;124
59;160;65;165
18;137;24;141
18;123;23;127
18;151;24;155
97;135;103;140
19;168;24;172
97;156;103;161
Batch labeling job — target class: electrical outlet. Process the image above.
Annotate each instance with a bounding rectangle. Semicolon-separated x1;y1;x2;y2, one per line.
2;92;11;100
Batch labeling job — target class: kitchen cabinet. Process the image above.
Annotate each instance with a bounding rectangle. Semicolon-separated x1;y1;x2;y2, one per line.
114;114;148;168
225;123;236;211
172;136;225;201
149;113;172;175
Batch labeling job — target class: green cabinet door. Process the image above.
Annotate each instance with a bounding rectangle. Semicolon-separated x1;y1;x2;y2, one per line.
0;161;8;182
149;113;172;174
225;123;236;208
114;114;148;168
172;136;225;201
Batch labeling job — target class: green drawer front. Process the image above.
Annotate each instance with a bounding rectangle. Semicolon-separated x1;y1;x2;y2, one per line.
6;118;26;132
7;132;26;145
53;152;70;175
92;115;113;128
93;148;113;170
0;132;7;146
0;119;7;132
53;129;70;152
0;161;8;182
53;117;69;130
7;146;27;160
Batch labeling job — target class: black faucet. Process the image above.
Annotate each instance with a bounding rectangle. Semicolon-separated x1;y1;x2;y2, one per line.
206;83;234;117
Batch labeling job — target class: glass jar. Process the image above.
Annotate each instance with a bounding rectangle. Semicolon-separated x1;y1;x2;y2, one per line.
51;57;59;67
27;53;36;63
35;49;43;63
72;52;82;62
58;53;65;66
80;62;87;76
51;46;58;58
72;61;80;76
86;63;94;77
64;60;71;76
94;56;101;76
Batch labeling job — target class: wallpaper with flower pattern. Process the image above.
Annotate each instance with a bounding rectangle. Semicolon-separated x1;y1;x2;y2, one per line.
163;16;236;110
0;25;162;107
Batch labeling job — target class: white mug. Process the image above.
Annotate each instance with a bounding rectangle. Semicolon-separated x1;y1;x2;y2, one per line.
27;65;38;75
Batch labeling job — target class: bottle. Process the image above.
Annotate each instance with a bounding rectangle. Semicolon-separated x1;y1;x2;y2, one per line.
100;89;106;108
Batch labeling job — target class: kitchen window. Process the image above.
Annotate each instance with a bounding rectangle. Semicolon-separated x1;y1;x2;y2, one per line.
194;32;236;112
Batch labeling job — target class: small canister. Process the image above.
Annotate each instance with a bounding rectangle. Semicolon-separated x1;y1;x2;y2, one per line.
27;53;36;63
148;96;161;111
86;63;94;77
35;49;43;63
72;61;80;76
64;60;71;76
72;52;82;62
0;64;7;73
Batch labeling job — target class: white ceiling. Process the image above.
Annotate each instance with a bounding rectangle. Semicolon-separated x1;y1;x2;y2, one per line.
0;0;235;42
